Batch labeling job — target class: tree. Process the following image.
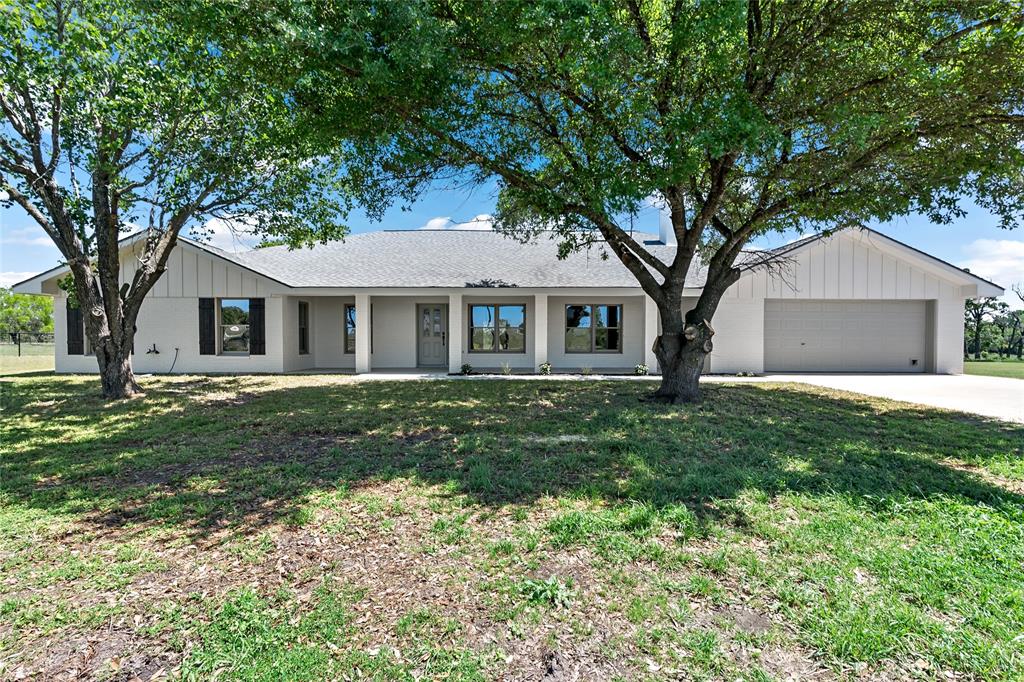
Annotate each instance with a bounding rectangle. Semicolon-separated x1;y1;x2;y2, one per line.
260;0;1024;401
0;0;350;398
965;297;1005;359
0;288;53;333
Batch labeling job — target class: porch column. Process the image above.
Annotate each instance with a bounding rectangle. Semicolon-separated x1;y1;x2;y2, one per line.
533;293;548;369
643;294;659;372
448;292;463;374
355;293;371;373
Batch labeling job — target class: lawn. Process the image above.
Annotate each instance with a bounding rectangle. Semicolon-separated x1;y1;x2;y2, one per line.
1;375;1022;681
0;342;55;375
965;358;1024;380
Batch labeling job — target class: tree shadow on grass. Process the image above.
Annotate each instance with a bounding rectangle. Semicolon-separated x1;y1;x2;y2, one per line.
2;376;1022;541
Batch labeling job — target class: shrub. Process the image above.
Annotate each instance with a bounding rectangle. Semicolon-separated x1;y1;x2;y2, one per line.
518;575;573;608
538;362;552;375
500;361;512;375
460;363;473;375
634;363;649;376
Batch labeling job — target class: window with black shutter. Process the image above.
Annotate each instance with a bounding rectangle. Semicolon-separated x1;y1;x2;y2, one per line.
198;298;215;355
249;298;266;355
66;299;84;355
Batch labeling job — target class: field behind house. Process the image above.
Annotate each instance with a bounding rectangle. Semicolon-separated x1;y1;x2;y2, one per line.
0;342;55;376
1;374;1022;681
965;358;1024;380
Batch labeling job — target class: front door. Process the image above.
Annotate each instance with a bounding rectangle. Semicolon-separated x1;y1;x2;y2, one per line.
417;304;448;367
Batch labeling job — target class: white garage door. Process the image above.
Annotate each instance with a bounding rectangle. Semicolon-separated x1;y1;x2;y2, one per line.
764;300;927;372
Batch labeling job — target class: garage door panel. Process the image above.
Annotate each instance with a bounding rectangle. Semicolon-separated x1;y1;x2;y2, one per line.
764;300;926;373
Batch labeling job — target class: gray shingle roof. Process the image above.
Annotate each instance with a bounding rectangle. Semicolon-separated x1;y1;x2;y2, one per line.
225;230;701;289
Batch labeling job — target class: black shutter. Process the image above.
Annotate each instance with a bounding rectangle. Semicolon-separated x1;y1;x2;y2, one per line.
66;300;84;355
249;298;266;355
199;298;216;355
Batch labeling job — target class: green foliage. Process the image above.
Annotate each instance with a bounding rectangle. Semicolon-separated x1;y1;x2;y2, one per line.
283;2;1024;244
516;575;573;609
0;0;353;250
0;288;52;333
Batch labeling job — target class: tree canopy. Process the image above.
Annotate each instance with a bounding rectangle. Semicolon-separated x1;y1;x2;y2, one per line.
255;0;1024;400
0;288;53;333
0;0;354;396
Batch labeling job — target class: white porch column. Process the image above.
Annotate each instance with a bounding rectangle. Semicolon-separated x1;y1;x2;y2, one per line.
354;293;371;373
643;294;659;372
448;292;463;374
533;293;548;369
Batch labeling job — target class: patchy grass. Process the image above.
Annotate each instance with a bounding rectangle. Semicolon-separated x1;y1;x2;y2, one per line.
0;343;54;375
965;358;1024;379
1;374;1022;680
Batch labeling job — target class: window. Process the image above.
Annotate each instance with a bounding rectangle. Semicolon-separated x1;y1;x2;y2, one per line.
344;304;356;353
298;301;309;355
469;304;526;352
220;299;250;353
565;304;622;353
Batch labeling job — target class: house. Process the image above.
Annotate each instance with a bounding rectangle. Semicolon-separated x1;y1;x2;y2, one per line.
11;222;1003;376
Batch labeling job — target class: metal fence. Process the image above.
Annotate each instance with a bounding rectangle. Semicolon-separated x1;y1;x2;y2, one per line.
1;331;55;356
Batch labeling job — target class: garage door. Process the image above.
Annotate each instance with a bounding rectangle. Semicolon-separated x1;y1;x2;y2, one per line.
764;300;927;372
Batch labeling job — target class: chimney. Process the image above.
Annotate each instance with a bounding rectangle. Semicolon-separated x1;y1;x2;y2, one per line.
658;203;677;246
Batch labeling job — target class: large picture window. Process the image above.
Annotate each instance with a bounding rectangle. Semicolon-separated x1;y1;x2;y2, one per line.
565;304;622;353
220;299;250;353
344;304;357;354
298;301;309;355
469;304;526;352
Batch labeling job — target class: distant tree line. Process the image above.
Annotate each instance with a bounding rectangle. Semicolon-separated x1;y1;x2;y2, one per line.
0;288;53;334
965;289;1024;360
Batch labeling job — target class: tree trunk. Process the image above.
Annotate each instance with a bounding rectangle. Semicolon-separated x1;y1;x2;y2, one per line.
652;320;713;404
973;320;982;359
96;341;142;399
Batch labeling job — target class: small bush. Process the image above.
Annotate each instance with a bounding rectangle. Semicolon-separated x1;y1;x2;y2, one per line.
518;575;573;608
634;363;649;376
538;362;552;375
460;363;473;375
580;366;593;376
500;361;512;375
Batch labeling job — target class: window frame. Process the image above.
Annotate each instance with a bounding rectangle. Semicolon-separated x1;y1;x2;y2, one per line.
298;301;310;355
343;303;356;354
564;303;624;354
467;303;527;354
218;298;251;356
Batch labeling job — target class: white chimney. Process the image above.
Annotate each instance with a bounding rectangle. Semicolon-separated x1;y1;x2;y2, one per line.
658;203;677;246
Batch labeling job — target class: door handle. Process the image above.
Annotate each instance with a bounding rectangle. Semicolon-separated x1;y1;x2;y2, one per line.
442;331;446;344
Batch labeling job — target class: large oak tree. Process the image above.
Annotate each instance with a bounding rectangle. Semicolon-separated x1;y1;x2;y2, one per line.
269;0;1024;401
0;0;351;398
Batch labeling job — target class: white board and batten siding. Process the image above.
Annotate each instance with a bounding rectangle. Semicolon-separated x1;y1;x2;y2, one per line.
709;230;969;375
55;240;290;374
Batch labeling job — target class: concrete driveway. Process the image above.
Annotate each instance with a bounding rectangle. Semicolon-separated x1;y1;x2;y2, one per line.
724;374;1023;424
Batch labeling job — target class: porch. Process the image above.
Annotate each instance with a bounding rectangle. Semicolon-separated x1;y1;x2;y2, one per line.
280;291;660;375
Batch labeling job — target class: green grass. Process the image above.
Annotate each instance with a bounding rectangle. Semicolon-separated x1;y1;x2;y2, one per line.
0;342;55;375
1;374;1022;680
965;358;1024;379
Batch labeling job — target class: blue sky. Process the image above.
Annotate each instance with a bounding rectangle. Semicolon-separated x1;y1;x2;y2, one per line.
2;183;1021;307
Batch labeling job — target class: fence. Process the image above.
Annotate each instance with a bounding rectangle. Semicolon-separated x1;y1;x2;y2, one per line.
1;331;55;374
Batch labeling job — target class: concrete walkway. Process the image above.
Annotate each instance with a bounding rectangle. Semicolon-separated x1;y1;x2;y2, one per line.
348;370;1023;424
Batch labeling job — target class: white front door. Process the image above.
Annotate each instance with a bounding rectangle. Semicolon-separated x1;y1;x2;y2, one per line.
417;304;448;367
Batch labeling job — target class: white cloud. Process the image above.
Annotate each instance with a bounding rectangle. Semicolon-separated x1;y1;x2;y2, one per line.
0;271;39;288
1;228;53;247
962;238;1024;308
187;216;259;252
417;214;494;231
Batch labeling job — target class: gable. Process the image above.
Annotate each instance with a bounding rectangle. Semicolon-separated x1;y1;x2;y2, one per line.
729;229;994;301
16;237;288;298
